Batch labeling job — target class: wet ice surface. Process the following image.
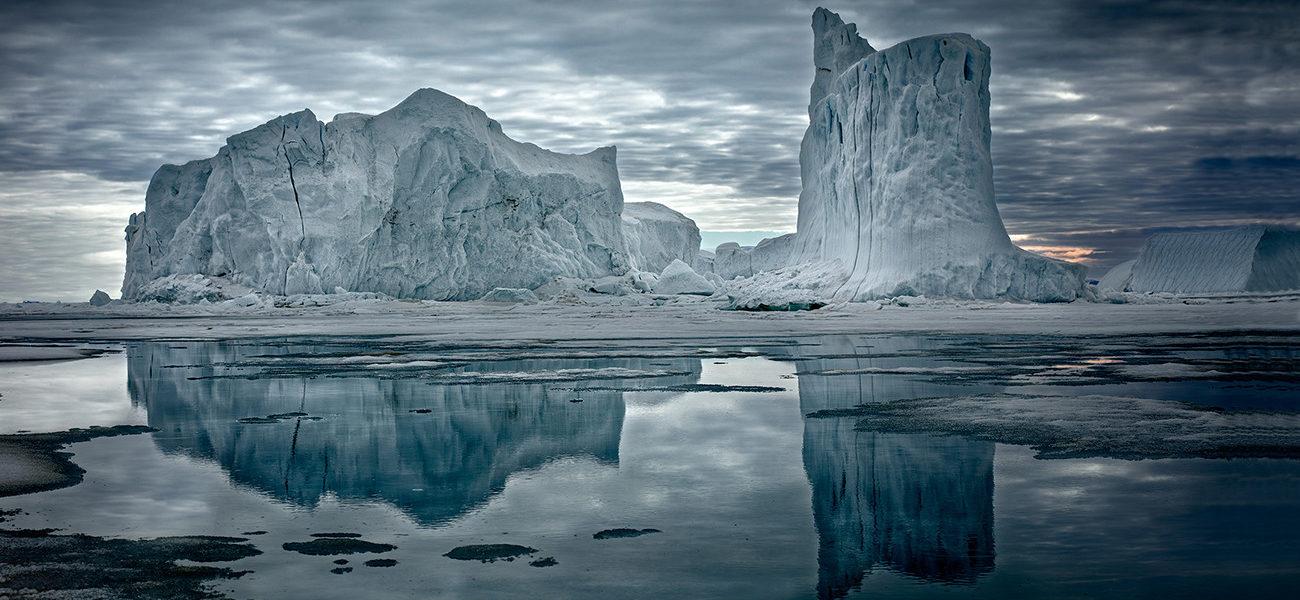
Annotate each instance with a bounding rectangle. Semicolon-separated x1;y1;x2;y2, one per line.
1;333;1298;599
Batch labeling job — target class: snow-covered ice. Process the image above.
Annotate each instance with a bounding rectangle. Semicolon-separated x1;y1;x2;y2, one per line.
652;259;716;296
479;287;540;304
712;234;797;280
1099;226;1299;293
124;88;628;301
621;202;701;273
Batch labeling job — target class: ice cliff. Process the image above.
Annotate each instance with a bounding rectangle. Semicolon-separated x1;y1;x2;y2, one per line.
730;8;1086;302
123;89;627;300
621;201;701;273
1099;226;1300;294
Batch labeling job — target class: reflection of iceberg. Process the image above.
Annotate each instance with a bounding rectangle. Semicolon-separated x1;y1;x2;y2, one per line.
793;336;995;597
127;342;699;525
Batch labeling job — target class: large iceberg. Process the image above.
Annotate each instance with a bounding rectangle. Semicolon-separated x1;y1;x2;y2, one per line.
1099;226;1300;293
734;8;1085;302
621;201;701;273
123;89;627;300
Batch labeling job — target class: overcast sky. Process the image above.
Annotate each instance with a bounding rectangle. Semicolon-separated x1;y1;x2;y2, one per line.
1;0;1297;301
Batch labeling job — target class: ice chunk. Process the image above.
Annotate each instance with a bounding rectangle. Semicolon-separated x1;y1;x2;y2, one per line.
88;290;112;306
123;89;628;301
621;201;701;273
652;260;716;296
478;288;539;304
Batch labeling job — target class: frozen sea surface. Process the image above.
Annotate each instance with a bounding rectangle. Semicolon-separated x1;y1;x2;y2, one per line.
1;332;1298;599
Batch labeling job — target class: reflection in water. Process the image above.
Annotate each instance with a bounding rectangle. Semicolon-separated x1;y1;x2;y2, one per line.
127;342;698;525
120;338;1000;597
794;336;996;597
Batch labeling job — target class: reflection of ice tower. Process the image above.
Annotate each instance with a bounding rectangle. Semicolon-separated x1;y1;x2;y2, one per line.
127;342;700;526
795;336;995;598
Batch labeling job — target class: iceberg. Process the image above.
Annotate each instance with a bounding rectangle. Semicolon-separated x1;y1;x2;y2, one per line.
123;89;628;301
621;201;702;273
712;234;796;280
733;8;1086;302
1099;226;1300;294
88;290;112;306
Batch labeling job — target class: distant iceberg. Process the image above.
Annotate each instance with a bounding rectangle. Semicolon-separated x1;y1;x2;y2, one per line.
1099;226;1300;293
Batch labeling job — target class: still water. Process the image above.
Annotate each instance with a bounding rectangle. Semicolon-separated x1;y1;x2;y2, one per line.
1;334;1298;598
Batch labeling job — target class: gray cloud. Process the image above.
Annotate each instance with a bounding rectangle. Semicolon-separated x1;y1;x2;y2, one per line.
1;0;1297;299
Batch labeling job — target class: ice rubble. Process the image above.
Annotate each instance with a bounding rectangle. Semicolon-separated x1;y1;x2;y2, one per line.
722;8;1086;303
1098;226;1299;294
620;202;702;273
123;88;627;301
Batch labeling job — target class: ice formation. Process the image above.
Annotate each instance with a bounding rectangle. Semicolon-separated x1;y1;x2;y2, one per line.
652;260;716;296
123;89;627;301
1099;226;1299;293
88;290;112;306
621;202;701;273
734;8;1085;302
712;234;796;280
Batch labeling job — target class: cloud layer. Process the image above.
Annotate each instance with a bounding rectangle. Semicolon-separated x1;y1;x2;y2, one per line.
1;0;1296;299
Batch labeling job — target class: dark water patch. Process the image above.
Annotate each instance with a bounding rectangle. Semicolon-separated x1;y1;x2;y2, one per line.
236;417;280;424
0;425;157;497
817;393;1300;460
365;558;398;567
333;559;348;565
444;544;538;562
593;528;661;540
0;528;259;599
310;532;362;538
529;556;557;567
330;566;352;574
282;539;396;555
409;408;432;414
240;530;268;536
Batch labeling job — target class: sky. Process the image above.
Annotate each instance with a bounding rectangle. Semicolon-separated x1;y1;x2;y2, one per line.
1;0;1297;301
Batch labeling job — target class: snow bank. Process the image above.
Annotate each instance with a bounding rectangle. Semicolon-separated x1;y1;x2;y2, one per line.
1100;226;1299;293
621;201;701;273
124;88;628;301
751;9;1086;303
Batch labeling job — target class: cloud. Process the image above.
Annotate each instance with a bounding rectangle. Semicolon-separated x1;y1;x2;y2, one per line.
1;0;1297;298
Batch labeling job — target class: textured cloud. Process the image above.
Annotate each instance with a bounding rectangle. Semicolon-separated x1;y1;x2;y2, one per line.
1;0;1297;299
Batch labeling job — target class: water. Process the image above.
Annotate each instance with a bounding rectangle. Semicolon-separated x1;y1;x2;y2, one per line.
1;333;1298;598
